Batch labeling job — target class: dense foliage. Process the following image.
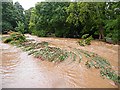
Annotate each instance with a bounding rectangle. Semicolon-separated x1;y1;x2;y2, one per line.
2;1;120;43
2;1;25;34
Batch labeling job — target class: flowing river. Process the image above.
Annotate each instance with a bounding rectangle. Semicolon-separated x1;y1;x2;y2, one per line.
0;34;119;88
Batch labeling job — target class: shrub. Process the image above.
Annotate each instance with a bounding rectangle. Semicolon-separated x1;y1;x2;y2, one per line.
32;30;47;37
81;34;89;39
15;21;25;34
2;21;13;34
111;30;119;44
10;32;26;42
79;34;93;46
85;36;93;45
3;32;26;44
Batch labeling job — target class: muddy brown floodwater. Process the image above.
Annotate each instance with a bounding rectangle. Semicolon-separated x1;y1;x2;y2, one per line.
0;34;119;88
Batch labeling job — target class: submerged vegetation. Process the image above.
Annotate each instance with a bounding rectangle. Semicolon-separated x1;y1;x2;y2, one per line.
76;49;120;84
2;32;120;84
2;32;77;62
23;42;69;62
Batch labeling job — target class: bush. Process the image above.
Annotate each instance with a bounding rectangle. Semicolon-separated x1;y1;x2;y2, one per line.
15;21;25;34
79;34;93;46
81;34;89;39
3;32;26;44
105;30;119;44
111;30;119;44
2;21;13;34
32;30;47;37
10;32;26;41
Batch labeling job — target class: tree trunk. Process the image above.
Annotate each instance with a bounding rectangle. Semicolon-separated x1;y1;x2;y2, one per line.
99;25;104;40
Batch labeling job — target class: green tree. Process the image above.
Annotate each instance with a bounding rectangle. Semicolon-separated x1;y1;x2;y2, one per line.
105;2;120;43
14;2;25;23
24;7;33;33
14;2;26;32
2;1;25;34
29;8;38;35
34;2;70;37
15;21;25;34
2;1;16;33
66;2;108;39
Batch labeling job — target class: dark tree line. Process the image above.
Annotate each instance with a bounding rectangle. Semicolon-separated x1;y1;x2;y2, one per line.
2;1;120;43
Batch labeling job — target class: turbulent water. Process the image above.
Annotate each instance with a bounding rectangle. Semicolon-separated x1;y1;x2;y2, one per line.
0;34;119;88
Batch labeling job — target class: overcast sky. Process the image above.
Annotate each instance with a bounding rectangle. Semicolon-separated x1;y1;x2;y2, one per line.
13;0;43;10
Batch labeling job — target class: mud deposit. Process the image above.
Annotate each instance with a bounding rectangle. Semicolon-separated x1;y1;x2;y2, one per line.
1;34;119;88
